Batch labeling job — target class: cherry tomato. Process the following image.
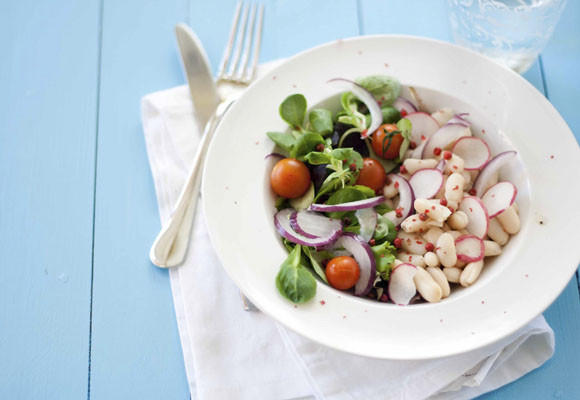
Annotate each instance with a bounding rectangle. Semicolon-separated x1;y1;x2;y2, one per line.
270;158;311;199
355;158;386;192
372;123;403;160
325;256;360;290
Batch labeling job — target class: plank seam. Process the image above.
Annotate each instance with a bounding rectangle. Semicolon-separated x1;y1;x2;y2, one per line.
87;0;105;398
356;0;364;36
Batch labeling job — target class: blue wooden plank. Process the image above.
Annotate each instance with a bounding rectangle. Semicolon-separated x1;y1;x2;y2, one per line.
0;0;100;398
88;0;190;399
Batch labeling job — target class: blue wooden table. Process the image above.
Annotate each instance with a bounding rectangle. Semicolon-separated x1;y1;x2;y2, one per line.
1;1;579;398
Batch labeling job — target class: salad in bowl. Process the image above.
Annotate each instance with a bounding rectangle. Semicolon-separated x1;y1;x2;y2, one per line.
267;75;520;305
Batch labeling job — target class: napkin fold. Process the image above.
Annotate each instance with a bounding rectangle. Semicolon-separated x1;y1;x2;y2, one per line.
142;62;555;400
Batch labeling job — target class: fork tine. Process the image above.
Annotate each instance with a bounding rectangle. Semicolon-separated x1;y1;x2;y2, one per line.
226;3;249;79
246;4;264;82
217;1;243;79
237;4;257;81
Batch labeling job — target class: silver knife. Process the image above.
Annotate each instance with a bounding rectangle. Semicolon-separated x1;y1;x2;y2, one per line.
175;23;220;127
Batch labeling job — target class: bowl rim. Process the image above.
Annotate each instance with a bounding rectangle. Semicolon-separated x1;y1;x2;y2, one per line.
202;34;580;359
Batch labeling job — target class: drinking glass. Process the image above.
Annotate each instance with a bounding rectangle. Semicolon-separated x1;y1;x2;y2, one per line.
448;0;567;74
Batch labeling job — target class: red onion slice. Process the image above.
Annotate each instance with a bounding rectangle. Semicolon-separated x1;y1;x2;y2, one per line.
455;235;485;262
355;208;377;242
336;233;376;296
309;196;385;212
447;113;471;126
435;159;445;172
388;263;417;305
471;151;517;197
409;168;444;199
289;211;343;239
327;78;382;138
392;97;417;115
275;209;341;247
264;152;285;160
385;174;415;226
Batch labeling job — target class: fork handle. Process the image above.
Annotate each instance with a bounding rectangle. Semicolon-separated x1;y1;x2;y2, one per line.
149;108;221;268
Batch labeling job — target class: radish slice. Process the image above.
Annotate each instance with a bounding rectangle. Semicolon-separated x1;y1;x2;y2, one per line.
355;208;377;242
455;235;485;262
393;97;417;116
458;196;489;239
422;123;471;159
328;78;382;138
404;112;440;144
409;168;444;199
388;263;417;305
385;174;415;227
309;196;385;212
290;211;343;239
435;159;445;172
336;233;376;296
275;209;341;247
408;141;426;159
472;151;517;197
481;182;518;218
452;137;491;170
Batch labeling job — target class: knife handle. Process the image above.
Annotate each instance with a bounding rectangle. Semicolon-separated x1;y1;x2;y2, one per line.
149;101;232;268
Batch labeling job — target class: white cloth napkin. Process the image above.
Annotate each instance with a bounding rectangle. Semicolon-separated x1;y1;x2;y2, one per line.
141;62;555;400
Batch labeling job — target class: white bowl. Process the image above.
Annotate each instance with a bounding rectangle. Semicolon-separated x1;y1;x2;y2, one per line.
202;35;580;359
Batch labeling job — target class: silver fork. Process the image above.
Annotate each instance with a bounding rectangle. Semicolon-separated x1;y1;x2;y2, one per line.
149;1;264;310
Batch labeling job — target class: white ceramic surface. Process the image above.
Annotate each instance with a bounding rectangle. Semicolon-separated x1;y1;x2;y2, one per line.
202;35;580;359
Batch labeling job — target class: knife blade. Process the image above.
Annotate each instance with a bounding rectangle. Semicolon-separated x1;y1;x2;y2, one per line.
175;23;220;127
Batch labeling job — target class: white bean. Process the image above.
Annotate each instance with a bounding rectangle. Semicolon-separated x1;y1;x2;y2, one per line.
512;201;519;213
447;230;463;240
402;158;438;175
393;259;405;267
423;227;444;245
424;251;440;267
488;218;509;245
414;267;442;303
497;205;520;234
396;252;426;268
383;179;399;199
460;260;484;287
431;107;454;126
401;214;430;233
443;153;465;174
445;173;465;203
446;200;459;213
443;267;462;283
460;170;471;185
454;259;467;268
414;198;452;223
447;211;468;230
436;233;457;267
427;267;451;298
397;231;428;255
483;240;502;256
469;170;479;182
434;175;447;199
442;223;451;232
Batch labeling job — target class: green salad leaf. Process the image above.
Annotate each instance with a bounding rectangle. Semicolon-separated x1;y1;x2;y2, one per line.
373;213;397;244
381;106;401;124
309;108;333;135
396;118;413;161
326;185;375;219
291;132;325;159
355;75;400;106
371;240;397;279
276;244;317;303
266;131;296;153
302;246;329;284
279;94;307;128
